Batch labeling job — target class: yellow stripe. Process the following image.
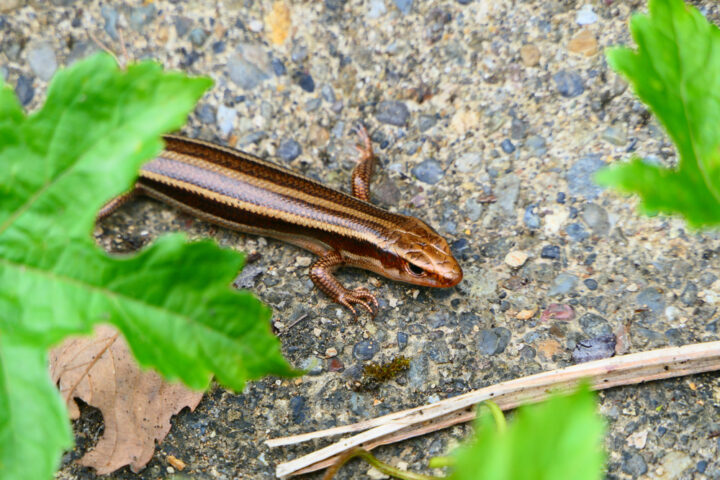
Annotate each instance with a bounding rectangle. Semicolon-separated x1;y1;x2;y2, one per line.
156;150;398;231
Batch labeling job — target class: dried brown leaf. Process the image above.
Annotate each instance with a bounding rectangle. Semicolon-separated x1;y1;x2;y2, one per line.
49;325;204;474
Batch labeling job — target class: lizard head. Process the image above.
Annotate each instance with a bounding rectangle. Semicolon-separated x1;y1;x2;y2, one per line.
381;216;463;288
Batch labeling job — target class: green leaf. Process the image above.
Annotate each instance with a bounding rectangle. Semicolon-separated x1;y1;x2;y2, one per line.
596;0;720;226
0;338;72;480
449;386;605;480
0;53;297;480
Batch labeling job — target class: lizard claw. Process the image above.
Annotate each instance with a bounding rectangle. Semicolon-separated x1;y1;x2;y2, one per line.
338;287;379;318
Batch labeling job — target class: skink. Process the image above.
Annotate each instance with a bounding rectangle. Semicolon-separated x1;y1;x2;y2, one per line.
99;127;462;316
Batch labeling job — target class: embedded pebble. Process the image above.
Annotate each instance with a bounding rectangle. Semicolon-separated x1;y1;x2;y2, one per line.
548;273;578;296
101;5;118;40
572;334;616;363
500;139;515;153
367;0;387;18
553;70;584;98
397;332;408;351
353;340;379;361
622;452;648;477
277;139;302;162
294;72;315;92
526;135;547;156
576;4;599;25
602;124;628;146
565;222;589;242
188;28;208;47
582;203;610;235
523;204;541;229
216;105;236;136
27;42;57;81
520;44;540;67
393;0;412;14
412;158;444;184
476;328;511;355
568;28;598;56
505;250;528;268
15;75;34;105
228;57;269;90
129;4;156;31
567;154;605;199
456;152;482;173
375;101;409;126
541;245;561;259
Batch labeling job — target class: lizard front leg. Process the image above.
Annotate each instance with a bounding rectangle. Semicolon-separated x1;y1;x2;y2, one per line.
309;250;379;317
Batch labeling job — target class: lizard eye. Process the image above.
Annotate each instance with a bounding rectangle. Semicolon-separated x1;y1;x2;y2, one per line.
406;262;426;276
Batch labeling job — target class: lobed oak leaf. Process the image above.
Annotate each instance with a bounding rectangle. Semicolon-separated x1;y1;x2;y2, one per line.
50;325;204;474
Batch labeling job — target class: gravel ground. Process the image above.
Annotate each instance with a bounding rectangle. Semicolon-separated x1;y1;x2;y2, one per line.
2;0;720;478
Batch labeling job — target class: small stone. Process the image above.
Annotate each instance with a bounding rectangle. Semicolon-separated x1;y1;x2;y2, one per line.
637;287;665;314
271;58;287;76
278;139;302;162
101;5;119;40
27;42;57;81
212;41;226;54
248;19;264;32
505;250;529;268
627;429;648;449
541;245;561;260
367;0;387;18
548;273;578;296
325;347;338;357
0;0;20;12
15;75;34;106
353;340;379;361
568;28;598;56
526;135;547;156
584;278;598;290
188;28;208;47
520;44;540;67
465;197;483;221
450;110;480;133
228;52;271;90
129;4;156;31
295;256;312;267
658;452;692;479
477;328;511;355
300;357;322;375
576;4;599;25
320;84;336;103
397;332;408;351
582;203;610;235
233;264;264;289
579;313;612;337
500;139;515;153
375;101;410;127
294;71;315;92
174;16;192;37
565;222;589;242
290;396;307;423
680;282;698;306
373;176;402;205
456;152;482;173
216;105;236;136
516;308;537;320
541;303;575;322
418;114;437;132
553;70;584;98
412;158;444;184
328;357;345;372
393;0;412;14
602;124;628;146
196;103;216;124
567;154;605;199
523;204;541;229
572;334;616;363
537;339;561;359
291;43;308;63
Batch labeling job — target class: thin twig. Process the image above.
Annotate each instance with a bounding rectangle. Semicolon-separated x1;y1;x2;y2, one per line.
270;341;720;477
322;448;441;480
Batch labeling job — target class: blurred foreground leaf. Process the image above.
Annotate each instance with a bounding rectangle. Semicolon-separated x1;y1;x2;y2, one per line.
0;53;296;480
596;0;720;226
449;386;605;480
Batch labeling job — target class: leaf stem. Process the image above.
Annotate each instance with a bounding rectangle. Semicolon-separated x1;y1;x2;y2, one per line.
323;447;444;480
